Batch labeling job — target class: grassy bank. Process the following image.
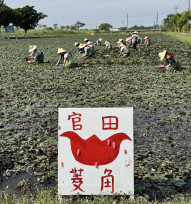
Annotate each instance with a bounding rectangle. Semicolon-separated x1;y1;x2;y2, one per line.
0;188;191;204
0;29;163;38
0;29;95;37
164;32;191;46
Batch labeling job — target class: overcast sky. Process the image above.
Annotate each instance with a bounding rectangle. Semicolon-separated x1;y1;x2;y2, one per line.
5;0;189;29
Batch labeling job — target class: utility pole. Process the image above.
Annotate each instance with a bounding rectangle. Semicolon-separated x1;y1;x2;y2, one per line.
156;11;159;30
127;13;128;31
188;0;190;32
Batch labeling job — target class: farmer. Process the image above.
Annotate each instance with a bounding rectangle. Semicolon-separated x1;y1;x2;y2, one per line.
95;38;103;46
138;36;143;44
131;31;139;51
158;50;182;71
87;41;95;55
56;48;77;68
126;34;132;45
117;39;126;47
78;43;93;59
74;42;82;55
26;45;44;63
119;43;130;57
144;36;151;46
84;38;89;43
104;41;112;50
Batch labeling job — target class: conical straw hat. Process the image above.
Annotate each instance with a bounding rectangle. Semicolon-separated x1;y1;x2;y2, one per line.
79;43;86;49
57;48;67;54
84;38;89;42
117;39;123;44
75;42;80;46
158;50;167;61
29;45;37;52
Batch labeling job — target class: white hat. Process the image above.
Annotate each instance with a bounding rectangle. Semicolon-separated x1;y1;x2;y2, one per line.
117;39;123;44
29;45;37;53
84;38;89;42
158;50;167;61
79;43;86;49
57;48;67;54
75;42;80;46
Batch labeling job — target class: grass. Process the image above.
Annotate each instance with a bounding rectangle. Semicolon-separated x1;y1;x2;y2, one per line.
0;29;94;37
0;28;163;38
164;32;191;46
0;29;107;37
0;187;191;204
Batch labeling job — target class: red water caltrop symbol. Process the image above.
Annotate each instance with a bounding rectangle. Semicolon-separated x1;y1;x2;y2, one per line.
60;132;132;166
101;169;114;193
68;112;82;130
102;116;118;130
70;168;85;192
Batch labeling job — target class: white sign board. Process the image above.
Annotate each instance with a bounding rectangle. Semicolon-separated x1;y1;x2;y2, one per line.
58;108;134;197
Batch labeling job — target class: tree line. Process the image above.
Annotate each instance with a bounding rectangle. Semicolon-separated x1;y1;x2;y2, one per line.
162;11;191;32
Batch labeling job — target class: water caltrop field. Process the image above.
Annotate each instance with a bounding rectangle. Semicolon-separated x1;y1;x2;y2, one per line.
0;33;191;201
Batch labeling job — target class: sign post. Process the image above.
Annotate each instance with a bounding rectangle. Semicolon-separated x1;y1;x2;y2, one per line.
58;108;134;198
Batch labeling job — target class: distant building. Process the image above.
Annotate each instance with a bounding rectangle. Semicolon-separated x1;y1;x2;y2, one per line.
109;28;120;31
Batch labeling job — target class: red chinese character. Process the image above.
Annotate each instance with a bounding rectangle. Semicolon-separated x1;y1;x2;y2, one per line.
68;112;82;130
70;168;85;192
102;116;118;130
101;169;114;193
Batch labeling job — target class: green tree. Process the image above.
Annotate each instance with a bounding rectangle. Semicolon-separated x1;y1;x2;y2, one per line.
66;25;70;30
98;23;112;31
171;13;181;31
162;14;173;31
73;21;85;30
42;24;47;29
46;27;53;30
162;11;191;32
0;2;17;32
53;24;58;29
178;11;189;31
15;6;47;36
119;27;127;31
70;25;76;30
60;25;65;30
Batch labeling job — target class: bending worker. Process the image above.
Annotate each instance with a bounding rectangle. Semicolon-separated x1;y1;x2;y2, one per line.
56;48;77;68
158;50;182;71
27;45;44;63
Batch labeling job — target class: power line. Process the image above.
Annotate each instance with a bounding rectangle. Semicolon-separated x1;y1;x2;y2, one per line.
173;5;179;13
